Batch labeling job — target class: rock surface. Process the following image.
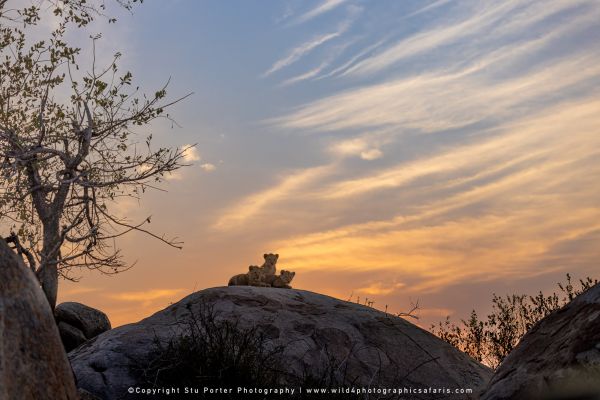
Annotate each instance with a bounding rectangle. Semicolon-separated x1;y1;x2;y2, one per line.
78;388;102;400
58;320;89;352
0;239;78;400
55;301;111;351
70;286;491;399
482;283;600;400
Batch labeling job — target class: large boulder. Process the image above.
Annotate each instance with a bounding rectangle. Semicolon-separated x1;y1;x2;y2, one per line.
55;302;111;352
70;286;492;399
482;283;600;400
0;239;78;400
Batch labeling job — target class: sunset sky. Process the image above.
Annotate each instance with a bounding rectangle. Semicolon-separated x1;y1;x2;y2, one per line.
57;0;600;328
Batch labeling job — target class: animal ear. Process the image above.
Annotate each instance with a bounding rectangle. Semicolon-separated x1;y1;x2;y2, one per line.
291;272;296;276
275;254;279;259
264;253;268;259
281;270;287;274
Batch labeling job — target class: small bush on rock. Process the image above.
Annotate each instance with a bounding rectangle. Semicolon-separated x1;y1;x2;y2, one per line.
134;303;285;397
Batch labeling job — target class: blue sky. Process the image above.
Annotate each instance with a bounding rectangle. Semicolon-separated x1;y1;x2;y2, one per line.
60;0;600;327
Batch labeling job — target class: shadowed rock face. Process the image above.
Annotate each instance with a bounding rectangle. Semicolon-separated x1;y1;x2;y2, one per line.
70;286;492;399
482;283;600;400
0;240;78;400
55;302;111;352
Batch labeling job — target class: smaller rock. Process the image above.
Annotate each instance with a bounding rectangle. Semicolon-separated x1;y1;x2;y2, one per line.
55;302;111;352
57;321;88;352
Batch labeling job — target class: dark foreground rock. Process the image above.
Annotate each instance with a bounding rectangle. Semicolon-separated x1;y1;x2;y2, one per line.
482;283;600;400
78;388;102;400
0;239;78;400
55;301;111;351
70;286;491;399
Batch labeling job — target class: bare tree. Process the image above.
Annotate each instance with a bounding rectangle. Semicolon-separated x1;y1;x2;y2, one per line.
0;0;191;309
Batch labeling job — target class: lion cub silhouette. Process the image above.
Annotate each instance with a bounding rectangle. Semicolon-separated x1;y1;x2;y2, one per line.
265;270;296;289
228;253;295;289
228;265;269;287
260;253;278;275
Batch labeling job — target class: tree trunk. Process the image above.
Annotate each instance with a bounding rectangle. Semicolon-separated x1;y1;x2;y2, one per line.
38;219;61;310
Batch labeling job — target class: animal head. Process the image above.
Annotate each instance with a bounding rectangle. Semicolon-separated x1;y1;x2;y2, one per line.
248;265;263;279
263;253;279;266
280;270;296;284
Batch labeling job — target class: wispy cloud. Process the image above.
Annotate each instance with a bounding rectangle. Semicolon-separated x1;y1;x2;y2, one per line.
329;136;385;160
212;164;335;230
359;148;382;161
167;145;214;179
182;145;200;162
294;0;347;25
401;0;454;20
343;0;589;77
280;62;330;86
200;163;216;172
274;45;600;133
266;100;600;292
281;38;360;85
262;31;343;77
317;37;389;79
254;0;600;298
357;281;405;296
109;288;186;306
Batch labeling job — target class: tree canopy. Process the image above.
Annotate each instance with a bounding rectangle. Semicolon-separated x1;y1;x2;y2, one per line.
0;0;190;308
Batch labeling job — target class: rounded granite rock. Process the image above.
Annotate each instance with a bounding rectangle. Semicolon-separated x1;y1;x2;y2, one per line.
55;302;111;352
0;239;78;400
481;283;600;400
70;286;492;399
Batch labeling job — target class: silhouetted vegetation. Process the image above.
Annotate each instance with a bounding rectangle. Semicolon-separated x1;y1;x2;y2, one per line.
135;303;284;397
347;292;420;320
431;274;597;369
